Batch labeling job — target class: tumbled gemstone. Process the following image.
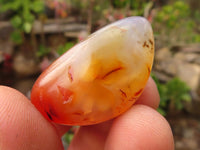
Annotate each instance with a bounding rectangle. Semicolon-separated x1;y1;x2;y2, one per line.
31;16;154;125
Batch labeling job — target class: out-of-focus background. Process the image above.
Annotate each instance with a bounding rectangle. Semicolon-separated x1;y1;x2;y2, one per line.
0;0;200;149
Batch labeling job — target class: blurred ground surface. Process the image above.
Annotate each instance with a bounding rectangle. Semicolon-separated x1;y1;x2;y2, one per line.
168;115;200;150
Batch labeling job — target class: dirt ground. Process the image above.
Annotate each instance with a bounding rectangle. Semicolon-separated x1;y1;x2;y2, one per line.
168;114;200;150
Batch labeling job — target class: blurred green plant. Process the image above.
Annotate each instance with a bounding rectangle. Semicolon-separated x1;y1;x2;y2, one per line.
36;45;50;58
63;127;79;145
63;131;74;144
10;30;23;44
36;42;75;58
57;42;75;56
66;0;149;31
152;74;191;116
166;77;191;109
130;0;151;16
153;1;200;47
0;0;44;44
112;0;128;8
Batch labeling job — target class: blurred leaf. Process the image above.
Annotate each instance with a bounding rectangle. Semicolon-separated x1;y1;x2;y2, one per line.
193;34;200;42
11;30;23;44
175;101;183;110
23;12;35;23
113;0;128;8
0;0;21;12
36;45;50;58
157;108;167;116
152;74;191;116
57;42;75;56
11;15;22;28
23;22;32;33
153;1;199;45
31;0;44;13
64;132;74;144
181;94;191;102
0;0;45;39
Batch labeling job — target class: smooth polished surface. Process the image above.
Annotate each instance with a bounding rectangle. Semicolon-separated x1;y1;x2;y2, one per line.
31;17;154;125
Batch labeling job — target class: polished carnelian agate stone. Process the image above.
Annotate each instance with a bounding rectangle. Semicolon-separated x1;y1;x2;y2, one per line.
31;17;154;125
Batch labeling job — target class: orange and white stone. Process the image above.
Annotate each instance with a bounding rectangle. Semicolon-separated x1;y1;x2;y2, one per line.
31;16;154;125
